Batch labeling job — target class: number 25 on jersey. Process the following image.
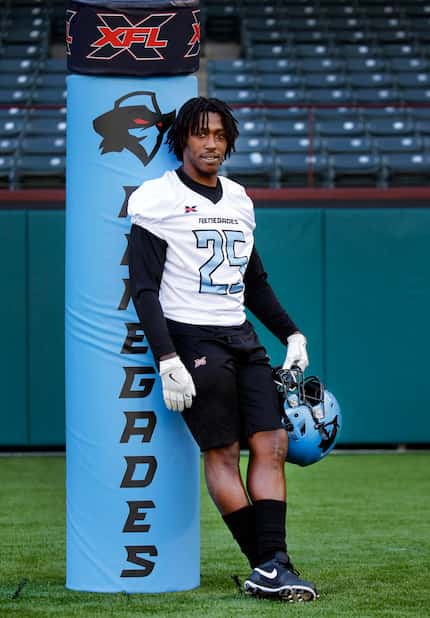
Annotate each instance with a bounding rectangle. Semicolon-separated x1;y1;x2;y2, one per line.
194;229;248;295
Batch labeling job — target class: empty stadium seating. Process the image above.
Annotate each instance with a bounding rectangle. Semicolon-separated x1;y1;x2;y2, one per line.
0;0;65;187
0;0;429;187
204;0;430;187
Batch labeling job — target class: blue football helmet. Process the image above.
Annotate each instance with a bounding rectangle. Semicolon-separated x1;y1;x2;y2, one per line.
274;367;342;467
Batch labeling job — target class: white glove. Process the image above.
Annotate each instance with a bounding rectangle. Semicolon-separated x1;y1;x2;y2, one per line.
282;332;309;372
159;356;196;412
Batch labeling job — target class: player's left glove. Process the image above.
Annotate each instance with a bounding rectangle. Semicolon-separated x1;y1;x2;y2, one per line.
282;332;309;372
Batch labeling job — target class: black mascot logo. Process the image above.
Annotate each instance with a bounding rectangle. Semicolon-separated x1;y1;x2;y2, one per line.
93;91;176;166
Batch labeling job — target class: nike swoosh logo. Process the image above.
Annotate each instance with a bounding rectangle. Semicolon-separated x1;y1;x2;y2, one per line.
168;373;180;384
255;567;277;579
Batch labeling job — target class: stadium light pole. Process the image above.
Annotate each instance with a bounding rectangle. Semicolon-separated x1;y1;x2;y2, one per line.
65;0;201;592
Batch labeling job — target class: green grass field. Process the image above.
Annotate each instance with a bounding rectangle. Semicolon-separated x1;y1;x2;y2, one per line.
0;453;429;617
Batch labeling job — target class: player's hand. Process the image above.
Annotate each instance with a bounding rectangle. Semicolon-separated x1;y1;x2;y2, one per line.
159;356;196;412
282;332;309;372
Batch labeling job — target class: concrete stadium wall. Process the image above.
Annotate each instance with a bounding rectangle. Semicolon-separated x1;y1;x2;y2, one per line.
1;188;429;447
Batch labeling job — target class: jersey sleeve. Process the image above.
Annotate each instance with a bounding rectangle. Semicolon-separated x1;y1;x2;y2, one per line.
244;246;299;344
128;223;176;361
127;176;172;241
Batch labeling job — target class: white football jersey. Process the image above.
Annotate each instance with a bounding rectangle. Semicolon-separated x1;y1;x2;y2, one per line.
128;170;256;326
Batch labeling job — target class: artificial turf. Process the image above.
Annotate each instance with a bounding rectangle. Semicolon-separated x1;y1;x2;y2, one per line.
0;452;429;617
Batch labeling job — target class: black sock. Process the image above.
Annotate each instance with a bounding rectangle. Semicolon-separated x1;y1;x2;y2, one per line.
253;499;287;565
223;505;259;568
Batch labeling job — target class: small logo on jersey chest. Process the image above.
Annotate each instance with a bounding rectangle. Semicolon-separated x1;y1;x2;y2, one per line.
194;356;207;368
185;205;198;213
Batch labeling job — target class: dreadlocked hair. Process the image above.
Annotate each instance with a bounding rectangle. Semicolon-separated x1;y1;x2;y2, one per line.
167;97;239;162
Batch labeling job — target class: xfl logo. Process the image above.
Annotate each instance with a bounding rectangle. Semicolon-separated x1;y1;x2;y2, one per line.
88;13;175;61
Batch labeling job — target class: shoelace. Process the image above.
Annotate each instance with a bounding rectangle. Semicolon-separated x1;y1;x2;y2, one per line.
279;558;301;577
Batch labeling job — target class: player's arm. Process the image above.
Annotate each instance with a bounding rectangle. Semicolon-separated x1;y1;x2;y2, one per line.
244;246;308;370
128;224;195;411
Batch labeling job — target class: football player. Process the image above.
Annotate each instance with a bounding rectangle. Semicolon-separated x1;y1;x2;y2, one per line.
128;97;318;602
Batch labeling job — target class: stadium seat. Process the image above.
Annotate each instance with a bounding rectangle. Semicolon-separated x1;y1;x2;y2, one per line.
395;72;430;88
276;153;329;187
1;44;47;58
0;119;24;137
255;58;298;72
316;119;365;137
243;30;290;45
258;74;303;88
0;138;18;155
267;119;309;137
20;136;66;155
300;57;345;72
0;74;34;89
258;88;306;104
313;107;360;121
390;57;430;72
15;155;65;188
374;136;423;153
302;73;346;88
382;44;421;58
265;108;309;121
237;120;267;137
40;58;68;72
348;72;394;88
400;89;430;104
207;59;256;73
0;59;38;73
345;57;388;72
208;88;258;104
0;156;12;187
329;153;382;186
416;120;430;135
360;106;408;120
247;44;290;59
0;89;30;104
209;73;257;89
3;27;49;45
232;108;265;123
323;136;373;154
23;118;67;137
366;118;415;136
35;73;66;88
295;44;335;58
383;152;430;186
342;44;382;58
30;87;66;104
222;152;275;187
234;136;271;154
409;108;430;121
306;88;353;104
353;88;400;103
271;136;322;154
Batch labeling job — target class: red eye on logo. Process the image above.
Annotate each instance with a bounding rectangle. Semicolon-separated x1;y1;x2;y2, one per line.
157;121;163;127
134;118;149;125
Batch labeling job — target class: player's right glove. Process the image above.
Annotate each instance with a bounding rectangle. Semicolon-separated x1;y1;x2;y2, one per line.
159;356;196;412
282;332;309;372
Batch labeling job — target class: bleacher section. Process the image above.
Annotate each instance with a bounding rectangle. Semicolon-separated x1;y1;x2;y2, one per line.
204;0;430;187
0;0;65;188
0;1;430;187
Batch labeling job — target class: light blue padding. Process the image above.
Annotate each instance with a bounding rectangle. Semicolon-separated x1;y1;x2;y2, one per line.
66;74;200;592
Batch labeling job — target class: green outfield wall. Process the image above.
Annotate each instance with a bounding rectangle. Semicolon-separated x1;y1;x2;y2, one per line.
1;189;429;447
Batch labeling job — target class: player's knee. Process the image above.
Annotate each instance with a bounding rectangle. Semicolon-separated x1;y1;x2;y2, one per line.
204;442;241;474
249;429;288;465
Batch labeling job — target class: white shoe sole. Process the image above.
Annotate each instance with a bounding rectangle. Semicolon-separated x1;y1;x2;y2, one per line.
244;580;319;602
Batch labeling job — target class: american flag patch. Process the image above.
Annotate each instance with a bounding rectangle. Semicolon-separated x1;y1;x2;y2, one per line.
185;205;197;213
